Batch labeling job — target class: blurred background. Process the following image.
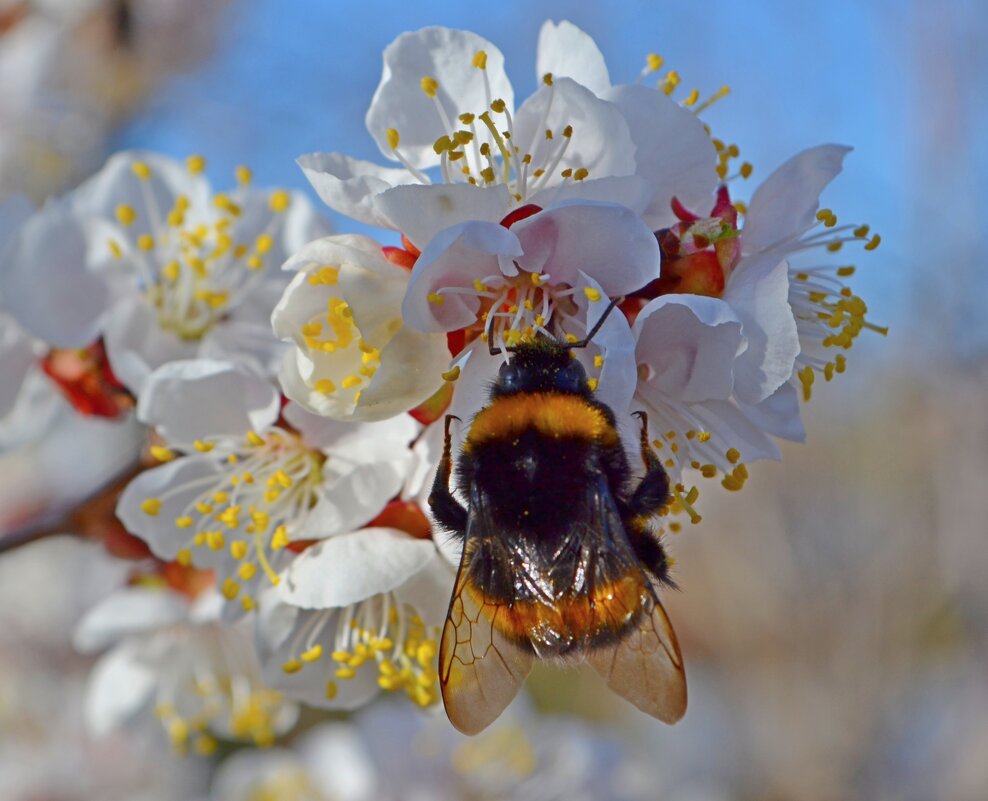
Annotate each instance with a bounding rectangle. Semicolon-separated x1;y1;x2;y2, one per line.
1;0;986;799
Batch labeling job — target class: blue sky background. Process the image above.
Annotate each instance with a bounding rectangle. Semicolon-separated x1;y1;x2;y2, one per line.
112;0;988;362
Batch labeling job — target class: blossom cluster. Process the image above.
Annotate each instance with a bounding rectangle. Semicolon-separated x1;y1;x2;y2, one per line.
0;19;882;756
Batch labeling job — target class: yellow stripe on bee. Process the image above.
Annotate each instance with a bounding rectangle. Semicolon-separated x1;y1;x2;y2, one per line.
465;392;617;450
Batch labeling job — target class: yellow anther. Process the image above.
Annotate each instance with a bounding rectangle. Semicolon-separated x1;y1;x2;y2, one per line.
246;431;265;447
441;366;461;382
315;378;336;394
325;681;338;700
194;735;218;757
587;378;599;391
193;440;215;453
798;365;815;401
583;286;602;302
433;135;454;154
473;50;488;69
115;204;136;226
230;540;248;560
176;548;192;567
473;278;489;292
562;125;573;139
271;525;289;550
246;254;263;270
490;98;506;113
131;161;151;180
282;659;302;675
335;667;357;680
141;498;162;516
341;375;362;390
137;234;155;251
175;516;194;529
238;563;257;581
420;76;439;97
684;88;700;106
427;292;445;305
827;241;843;252
864;234;881;250
241;595;255;612
254;234;273;254
108;239;122;259
269;190;290;213
192;532;206;547
573;167;589;181
701;464;718;478
386;128;400;149
234;164;252;185
837;265;856;277
662;70;681;95
207;530;225;550
542;72;554;86
646;53;664;72
186;154;206;174
740;162;753;178
480;167;496;183
565;333;578;343
194;502;213;515
150;445;175;462
221;578;240;600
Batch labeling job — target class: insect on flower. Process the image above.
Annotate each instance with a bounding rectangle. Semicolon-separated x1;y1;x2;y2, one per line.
429;301;686;734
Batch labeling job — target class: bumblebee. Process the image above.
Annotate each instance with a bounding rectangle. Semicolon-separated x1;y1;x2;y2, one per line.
429;319;686;735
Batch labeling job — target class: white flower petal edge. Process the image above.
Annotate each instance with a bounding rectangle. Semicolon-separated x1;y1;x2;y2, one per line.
723;252;800;405
536;19;611;97
278;528;437;610
74;586;189;653
136;359;280;444
0;198;111;348
273;235;450;422
365;27;513;170
742;144;853;256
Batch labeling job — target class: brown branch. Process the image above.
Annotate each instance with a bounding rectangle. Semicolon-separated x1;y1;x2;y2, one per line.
0;459;147;557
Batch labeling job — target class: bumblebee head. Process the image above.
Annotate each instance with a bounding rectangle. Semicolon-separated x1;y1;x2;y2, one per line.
492;337;590;397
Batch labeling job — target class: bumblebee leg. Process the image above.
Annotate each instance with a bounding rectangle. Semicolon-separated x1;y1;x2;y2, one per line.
428;415;468;534
629;411;670;517
627;411;673;584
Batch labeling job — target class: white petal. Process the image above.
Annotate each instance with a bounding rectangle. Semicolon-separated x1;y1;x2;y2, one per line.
74;587;188;653
70;150;212;225
298;151;419;228
572;274;637;418
403;221;522;332
392;552;456;627
603;84;719;229
724;254;799;404
365;27;513;169
513;78;635;187
743;144;853;255
0;314;39;421
528;174;652;217
85;642;156;736
103;297;196;395
137;359;280;442
200;318;287;381
737;381;806;442
116;456;225;560
633;295;744;402
211;749;305;801
0;200;111;348
512;202;660;296
296;461;409;541
355;324;449;421
448;340;499;426
374;182;512;249
282;402;418;451
299;725;378;801
279;528;437;609
536;20;611;96
693;399;782;464
0;194;32;248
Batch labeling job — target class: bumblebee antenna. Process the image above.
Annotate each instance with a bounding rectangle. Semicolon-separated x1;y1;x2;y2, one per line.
569;295;624;349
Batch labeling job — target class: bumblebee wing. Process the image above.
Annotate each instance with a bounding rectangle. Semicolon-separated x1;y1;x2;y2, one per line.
439;489;534;735
586;592;687;723
585;479;687;723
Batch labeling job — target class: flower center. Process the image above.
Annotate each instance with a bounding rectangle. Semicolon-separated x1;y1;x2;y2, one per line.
385;59;591;204
142;427;327;613
106;157;292;340
153;624;290;754
280;592;441;709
